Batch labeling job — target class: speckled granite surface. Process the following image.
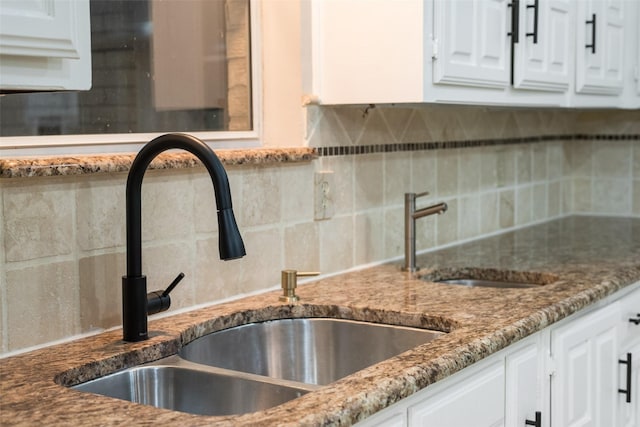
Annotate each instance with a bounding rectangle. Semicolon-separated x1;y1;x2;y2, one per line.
0;147;316;178
1;216;640;426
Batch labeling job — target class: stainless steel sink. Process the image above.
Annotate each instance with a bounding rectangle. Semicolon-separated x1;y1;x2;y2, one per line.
436;278;539;288
179;318;445;385
72;356;313;416
71;317;444;415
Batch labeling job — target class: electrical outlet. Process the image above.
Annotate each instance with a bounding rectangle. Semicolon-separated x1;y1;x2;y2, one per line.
314;171;334;220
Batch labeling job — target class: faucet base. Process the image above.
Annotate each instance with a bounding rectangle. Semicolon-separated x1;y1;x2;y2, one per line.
122;275;148;342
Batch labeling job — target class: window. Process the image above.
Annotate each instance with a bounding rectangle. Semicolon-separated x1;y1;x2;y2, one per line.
0;0;259;155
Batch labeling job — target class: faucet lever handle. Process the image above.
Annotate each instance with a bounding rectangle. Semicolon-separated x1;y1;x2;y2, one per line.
162;272;185;297
147;272;185;316
414;191;430;198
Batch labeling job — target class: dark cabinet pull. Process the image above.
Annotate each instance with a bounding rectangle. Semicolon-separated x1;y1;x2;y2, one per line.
629;313;640;325
619;353;632;403
525;411;542;427
526;0;539;43
586;13;596;53
508;0;520;43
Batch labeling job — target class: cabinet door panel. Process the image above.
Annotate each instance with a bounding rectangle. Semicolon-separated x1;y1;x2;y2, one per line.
433;0;510;88
551;304;620;427
575;0;625;95
408;359;505;426
619;342;640;427
513;0;572;91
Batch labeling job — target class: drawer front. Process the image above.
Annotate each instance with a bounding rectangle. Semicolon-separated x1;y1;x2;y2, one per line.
620;286;640;345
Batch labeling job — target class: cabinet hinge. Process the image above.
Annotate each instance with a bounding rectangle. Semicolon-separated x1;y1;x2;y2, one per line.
432;38;439;60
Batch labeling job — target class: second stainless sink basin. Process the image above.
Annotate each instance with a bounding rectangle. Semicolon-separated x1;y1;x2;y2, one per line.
180;318;445;385
72;356;312;416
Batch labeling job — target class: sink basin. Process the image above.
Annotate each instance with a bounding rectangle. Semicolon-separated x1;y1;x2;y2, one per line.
179;318;444;385
436;278;539;288
72;358;312;416
421;268;558;289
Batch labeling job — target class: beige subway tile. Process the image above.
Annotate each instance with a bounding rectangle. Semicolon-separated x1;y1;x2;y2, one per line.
3;180;75;262
459;195;480;239
499;190;515;229
231;228;282;294
76;175;126;251
355;210;384;265
402;110;434;143
516;146;532;184
280;163;314;223
141;170;194;242
307;107;352;147
572;178;592;213
319;156;354;215
195;237;246;303
561;178;572;215
548;181;561;218
459;148;481;195
284;222;320;272
6;261;78;351
436;149;459;197
547;142;565;181
384;206;404;259
354;154;384;211
357;108;396;145
516;186;533;226
479;146;498;191
633;180;640;215
532;143;548;182
79;252;125;331
480;191;499;235
496;146;516;188
593;141;632;178
436;198;458;246
411;151;437;194
379;107;414;143
592;179;631;215
320;216;354;273
239;166;281;227
532;183;547;222
0;276;4;353
384;153;411;206
633;144;640;179
332;106;367;145
565;140;592;177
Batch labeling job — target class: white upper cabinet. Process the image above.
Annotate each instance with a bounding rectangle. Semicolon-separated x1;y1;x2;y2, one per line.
302;0;639;108
433;0;511;89
0;0;92;91
513;0;573;92
575;0;625;96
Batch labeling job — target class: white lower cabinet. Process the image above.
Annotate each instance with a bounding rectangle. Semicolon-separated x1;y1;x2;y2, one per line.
355;282;640;427
408;358;505;426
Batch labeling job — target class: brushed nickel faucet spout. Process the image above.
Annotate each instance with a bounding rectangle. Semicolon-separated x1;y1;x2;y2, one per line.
403;192;447;272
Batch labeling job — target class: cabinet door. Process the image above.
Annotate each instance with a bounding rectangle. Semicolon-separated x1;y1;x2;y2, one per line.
506;333;550;427
408;359;505;426
551;303;620;427
618;342;640;427
575;0;625;95
432;0;511;89
0;0;92;91
513;0;572;91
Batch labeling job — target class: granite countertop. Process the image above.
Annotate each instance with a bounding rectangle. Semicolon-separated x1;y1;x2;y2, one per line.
2;216;640;426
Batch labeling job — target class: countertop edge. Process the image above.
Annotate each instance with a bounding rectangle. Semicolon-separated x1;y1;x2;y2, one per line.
0;147;318;178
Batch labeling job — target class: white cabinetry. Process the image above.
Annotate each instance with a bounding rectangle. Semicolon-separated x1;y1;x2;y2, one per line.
355;282;640;427
551;301;621;426
408;358;505;426
302;0;639;108
512;0;573;92
0;0;92;91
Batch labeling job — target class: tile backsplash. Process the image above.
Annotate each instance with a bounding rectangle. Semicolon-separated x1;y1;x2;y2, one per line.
1;105;639;354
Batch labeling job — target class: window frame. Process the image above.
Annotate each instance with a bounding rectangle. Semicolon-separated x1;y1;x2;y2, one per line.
0;0;262;157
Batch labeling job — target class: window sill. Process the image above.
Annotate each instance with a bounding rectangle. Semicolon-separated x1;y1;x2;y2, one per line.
0;147;317;179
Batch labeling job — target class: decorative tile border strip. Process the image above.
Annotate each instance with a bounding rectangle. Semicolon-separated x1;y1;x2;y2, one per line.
314;134;640;157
